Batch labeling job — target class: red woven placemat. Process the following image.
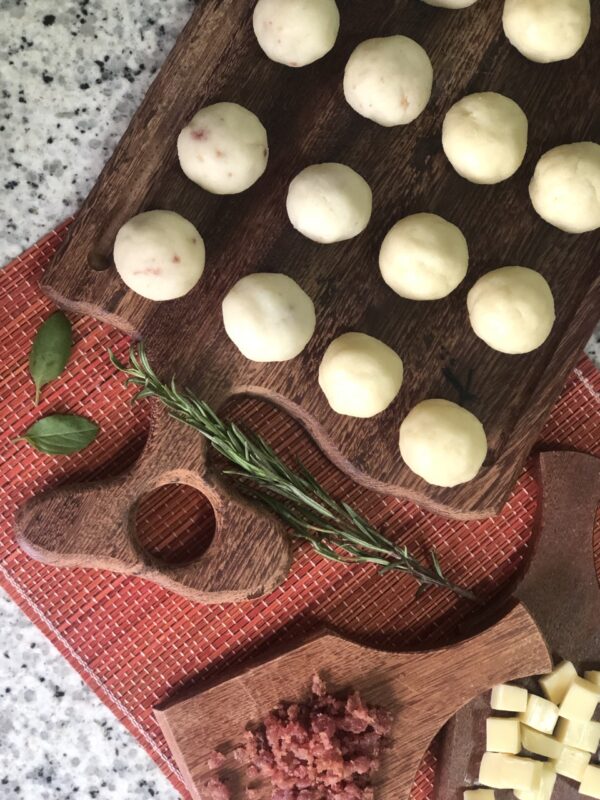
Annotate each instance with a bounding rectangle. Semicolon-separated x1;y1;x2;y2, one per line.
1;223;599;799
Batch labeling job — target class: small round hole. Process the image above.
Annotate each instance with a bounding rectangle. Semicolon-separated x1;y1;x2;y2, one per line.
135;483;215;565
88;250;113;271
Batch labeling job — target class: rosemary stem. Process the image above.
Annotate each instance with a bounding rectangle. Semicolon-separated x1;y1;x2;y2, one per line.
110;345;475;602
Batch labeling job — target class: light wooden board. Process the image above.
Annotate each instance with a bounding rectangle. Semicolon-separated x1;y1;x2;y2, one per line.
154;602;551;800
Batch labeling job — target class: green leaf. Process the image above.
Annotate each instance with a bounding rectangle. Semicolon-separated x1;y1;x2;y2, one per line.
19;414;99;455
29;312;72;404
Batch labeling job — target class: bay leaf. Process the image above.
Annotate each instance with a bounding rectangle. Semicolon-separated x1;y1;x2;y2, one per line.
20;414;99;455
29;311;72;404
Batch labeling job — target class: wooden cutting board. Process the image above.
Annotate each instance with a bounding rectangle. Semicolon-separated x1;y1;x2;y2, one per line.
154;601;551;800
437;450;600;800
16;0;600;600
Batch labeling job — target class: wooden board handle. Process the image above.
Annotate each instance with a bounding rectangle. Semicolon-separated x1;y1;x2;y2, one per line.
15;409;291;603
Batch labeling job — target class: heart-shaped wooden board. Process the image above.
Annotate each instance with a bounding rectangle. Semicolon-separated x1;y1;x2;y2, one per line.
155;602;551;800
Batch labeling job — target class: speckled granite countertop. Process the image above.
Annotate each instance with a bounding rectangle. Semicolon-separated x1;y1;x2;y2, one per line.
0;2;598;799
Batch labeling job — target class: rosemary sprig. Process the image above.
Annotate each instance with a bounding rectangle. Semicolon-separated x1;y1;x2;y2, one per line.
110;345;475;601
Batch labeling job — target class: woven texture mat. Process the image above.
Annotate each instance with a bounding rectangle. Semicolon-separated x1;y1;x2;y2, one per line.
1;223;599;800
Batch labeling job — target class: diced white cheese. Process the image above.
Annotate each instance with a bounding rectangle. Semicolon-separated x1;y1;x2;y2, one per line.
490;684;528;713
584;671;600;687
539;661;577;704
486;717;521;754
553;744;591;780
519;694;559;734
559;677;600;722
554;717;600;752
580;764;600;799
513;762;556;800
463;791;495;800
520;724;563;759
479;752;542;792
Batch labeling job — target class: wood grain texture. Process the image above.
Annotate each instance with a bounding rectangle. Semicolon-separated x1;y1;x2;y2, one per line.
437;451;600;800
16;409;292;603
154;601;551;800
18;0;600;600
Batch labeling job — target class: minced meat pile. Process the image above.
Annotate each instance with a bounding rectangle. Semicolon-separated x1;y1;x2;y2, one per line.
242;674;393;800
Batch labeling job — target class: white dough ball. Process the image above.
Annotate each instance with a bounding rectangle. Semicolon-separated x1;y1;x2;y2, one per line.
343;36;433;127
177;102;268;194
113;210;205;301
286;163;372;243
379;213;468;300
529;142;600;233
222;273;315;362
467;266;555;354
421;0;479;7
318;333;404;418
252;0;340;67
503;0;591;63
442;92;528;184
399;399;487;487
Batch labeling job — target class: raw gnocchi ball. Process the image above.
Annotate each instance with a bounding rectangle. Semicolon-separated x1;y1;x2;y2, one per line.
442;92;528;184
467;266;555;354
399;399;487;487
503;0;591;63
529;142;600;233
343;36;433;127
222;273;315;362
318;332;404;418
252;0;340;67
113;210;205;301
379;213;468;300
286;163;372;243
177;102;268;194
421;0;479;6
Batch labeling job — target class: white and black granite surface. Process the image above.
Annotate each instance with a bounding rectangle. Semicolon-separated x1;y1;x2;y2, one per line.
0;2;598;799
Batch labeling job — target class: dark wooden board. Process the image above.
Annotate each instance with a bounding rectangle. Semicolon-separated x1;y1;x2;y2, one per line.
437;450;600;800
15;0;600;601
154;602;551;800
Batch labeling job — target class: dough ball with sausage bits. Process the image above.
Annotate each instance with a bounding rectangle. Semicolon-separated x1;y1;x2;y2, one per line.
467;267;555;354
442;92;528;184
222;273;315;362
252;0;340;67
286;163;373;244
503;0;590;63
113;210;205;301
177;102;268;195
379;213;468;301
343;36;433;127
529;142;600;233
420;0;479;7
318;333;404;418
399;399;487;487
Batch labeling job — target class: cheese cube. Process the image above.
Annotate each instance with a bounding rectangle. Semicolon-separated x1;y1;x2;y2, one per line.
553;744;591;780
486;717;521;754
519;694;559;734
479;752;542;792
491;684;528;713
520;724;563;759
585;671;600;687
554;717;600;752
580;764;600;799
559;677;600;722
513;763;556;800
539;661;577;704
463;791;495;800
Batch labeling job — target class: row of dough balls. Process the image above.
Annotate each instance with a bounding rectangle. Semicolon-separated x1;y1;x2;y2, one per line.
251;0;591;70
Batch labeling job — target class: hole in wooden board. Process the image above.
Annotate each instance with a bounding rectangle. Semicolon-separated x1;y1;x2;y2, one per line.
134;483;215;565
88;250;113;271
